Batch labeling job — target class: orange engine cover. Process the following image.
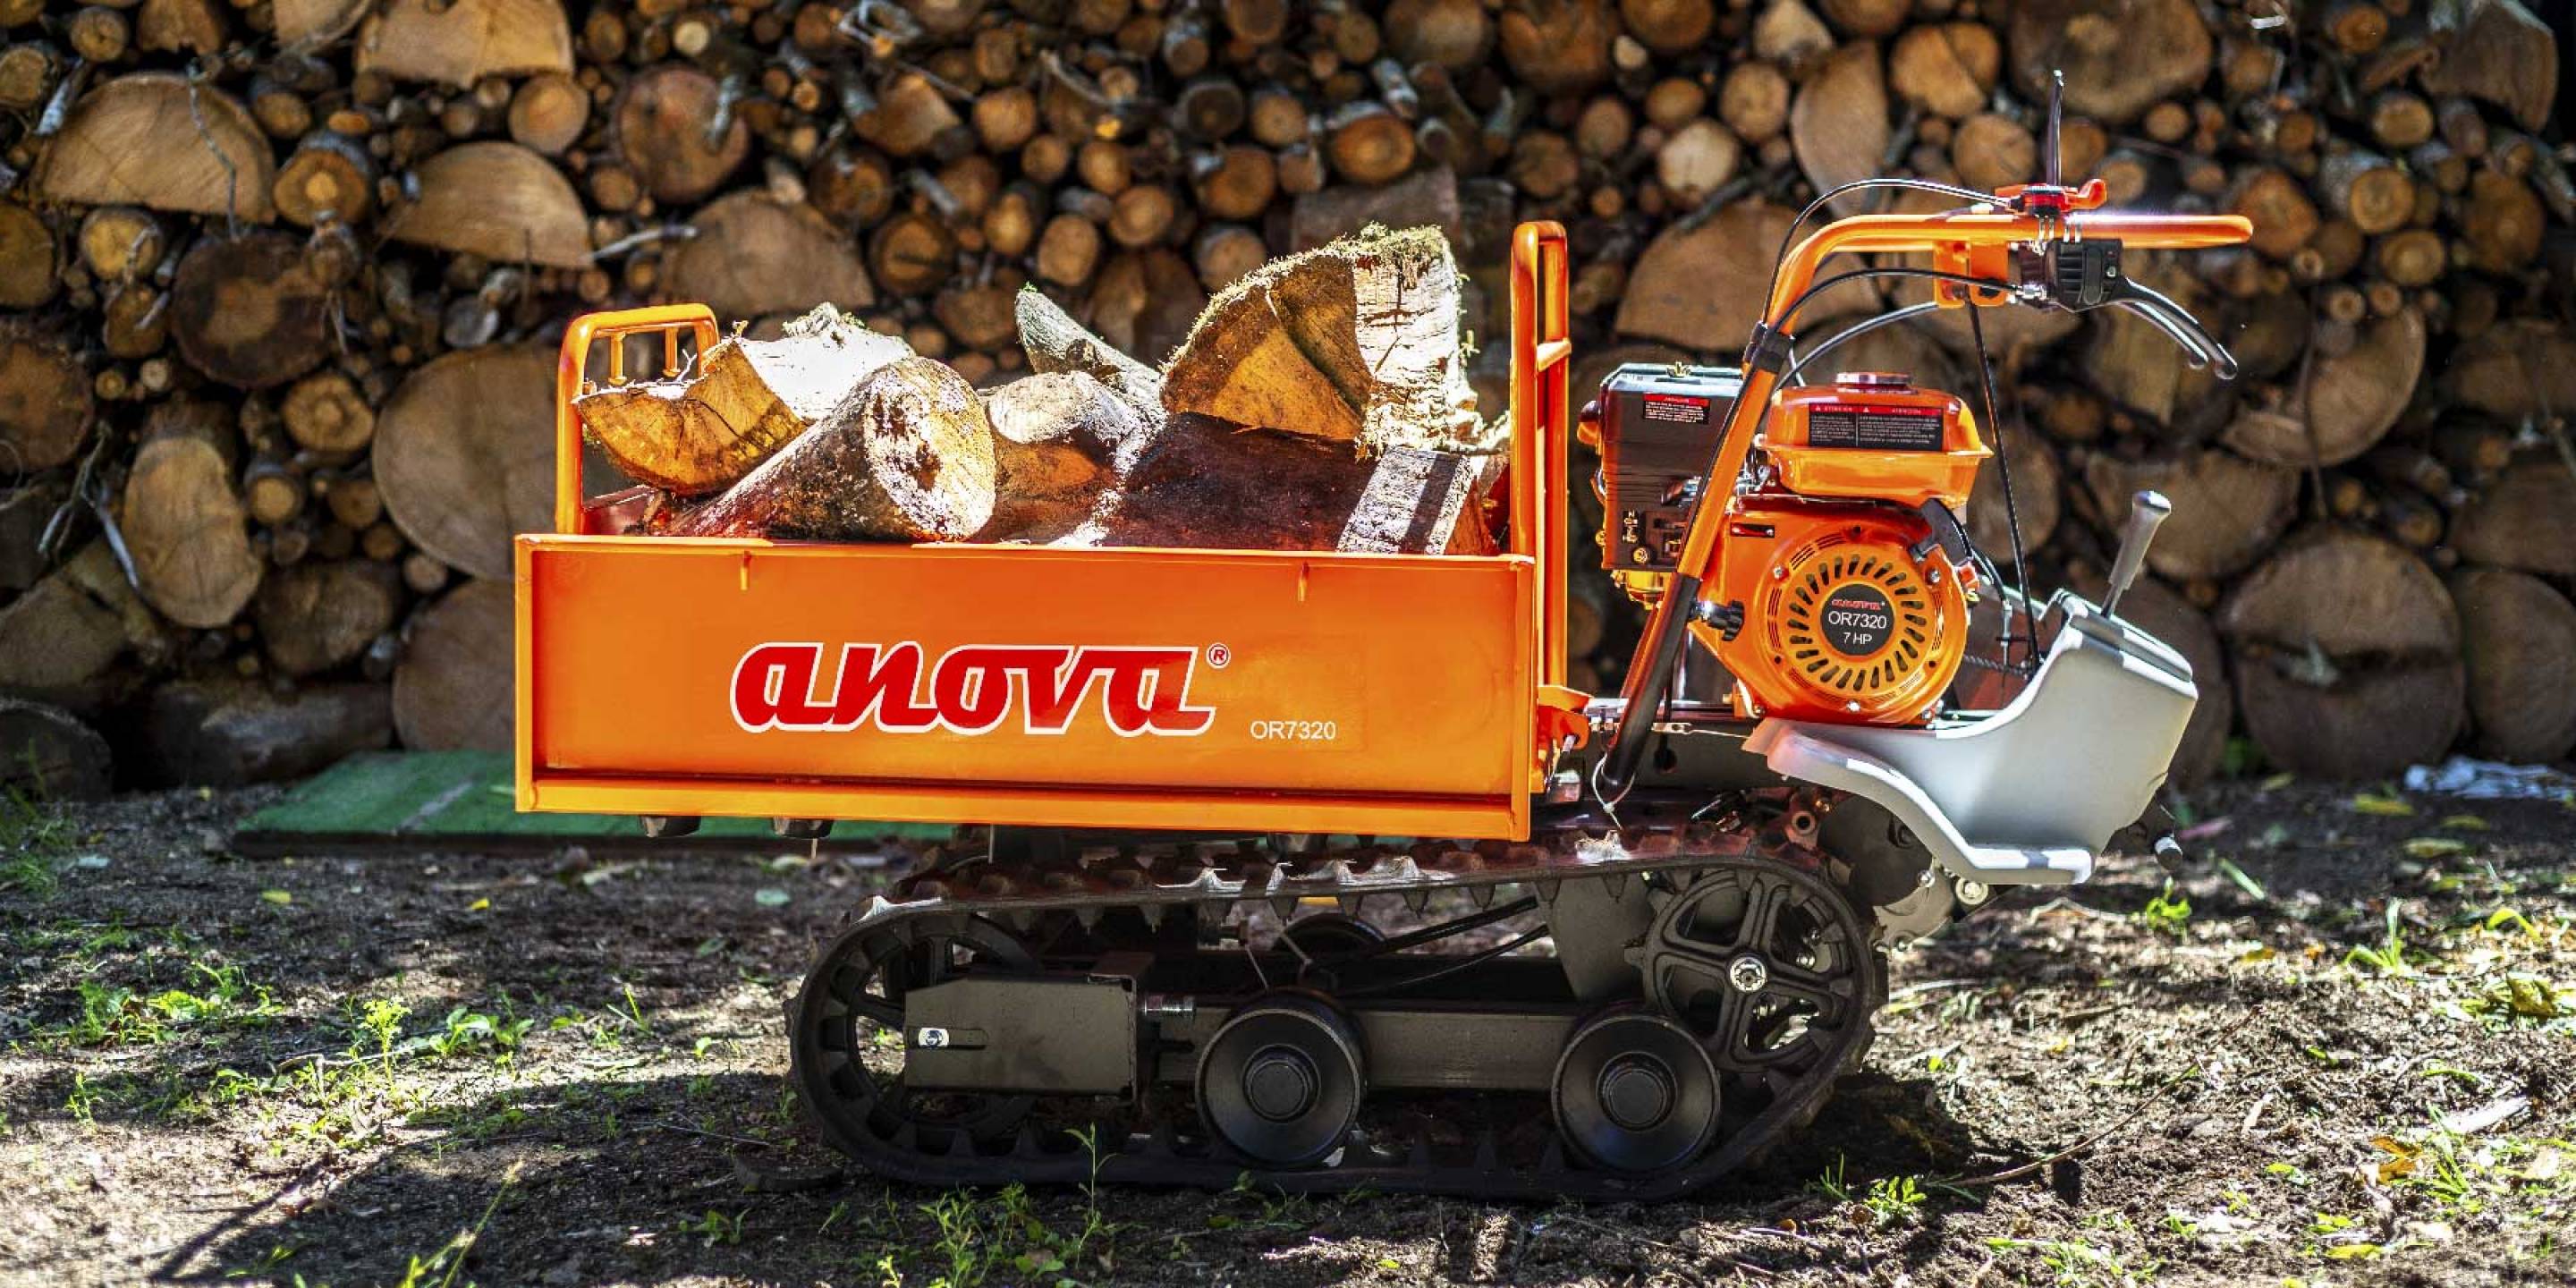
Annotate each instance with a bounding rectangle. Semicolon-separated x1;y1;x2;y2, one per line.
1698;498;1975;724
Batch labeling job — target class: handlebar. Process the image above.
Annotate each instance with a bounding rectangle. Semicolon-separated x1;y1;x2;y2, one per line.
1766;210;2252;321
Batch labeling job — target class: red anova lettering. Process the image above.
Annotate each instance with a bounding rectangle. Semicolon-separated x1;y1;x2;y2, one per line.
730;642;1216;737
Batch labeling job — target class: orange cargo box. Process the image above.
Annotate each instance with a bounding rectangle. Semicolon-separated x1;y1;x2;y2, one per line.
517;538;1539;836
517;225;1584;842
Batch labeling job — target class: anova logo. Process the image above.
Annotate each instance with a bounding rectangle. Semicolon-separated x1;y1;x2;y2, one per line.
730;642;1216;737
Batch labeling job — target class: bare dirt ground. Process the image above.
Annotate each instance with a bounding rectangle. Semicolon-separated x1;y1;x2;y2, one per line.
2;779;2570;1288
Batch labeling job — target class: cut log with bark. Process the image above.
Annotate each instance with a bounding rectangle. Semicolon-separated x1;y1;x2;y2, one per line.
614;64;752;205
122;434;263;629
381;141;592;269
2451;565;2576;763
1015;287;1165;413
665;191;877;322
2451;453;2576;578
1791;42;1889;217
166;233;334;391
672;358;998;542
2445;319;2575;424
575;306;911;496
0;203;55;310
35;73;275;222
978;372;1150;542
2418;0;2559;131
1078;413;1488;553
2085;449;2298;582
353;0;572;88
1159;225;1481;455
138;677;391;785
374;346;556;582
254;559;402;677
390;579;513;751
0;331;94;473
2005;0;2212;124
2220;309;2425;468
0;699;114;800
2219;529;2464;779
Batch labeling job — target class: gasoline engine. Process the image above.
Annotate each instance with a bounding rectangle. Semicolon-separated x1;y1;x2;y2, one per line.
1583;365;1988;724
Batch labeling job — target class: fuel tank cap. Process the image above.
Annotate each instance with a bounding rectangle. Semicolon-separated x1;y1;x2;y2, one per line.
1834;370;1913;390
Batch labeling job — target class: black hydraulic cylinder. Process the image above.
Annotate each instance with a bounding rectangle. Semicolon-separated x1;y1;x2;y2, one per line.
1593;571;1702;801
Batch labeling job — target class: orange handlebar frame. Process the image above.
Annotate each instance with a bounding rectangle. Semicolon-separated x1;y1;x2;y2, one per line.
553;304;719;533
1673;208;2251;580
1510;222;1573;694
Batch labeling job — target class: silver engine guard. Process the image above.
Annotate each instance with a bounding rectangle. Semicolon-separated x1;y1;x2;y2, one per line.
1743;593;2194;885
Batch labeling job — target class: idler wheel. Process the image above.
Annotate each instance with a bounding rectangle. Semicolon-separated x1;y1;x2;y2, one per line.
789;913;1038;1157
1551;1009;1722;1175
1197;992;1364;1167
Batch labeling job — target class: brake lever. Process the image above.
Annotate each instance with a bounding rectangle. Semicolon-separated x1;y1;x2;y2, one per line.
2017;239;2241;380
2120;279;2240;379
2109;299;2221;374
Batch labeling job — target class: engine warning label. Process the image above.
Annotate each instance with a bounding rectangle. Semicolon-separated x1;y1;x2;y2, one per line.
1805;404;1945;452
1640;393;1710;424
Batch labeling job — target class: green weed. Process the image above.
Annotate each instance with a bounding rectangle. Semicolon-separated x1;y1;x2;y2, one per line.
2138;881;2192;937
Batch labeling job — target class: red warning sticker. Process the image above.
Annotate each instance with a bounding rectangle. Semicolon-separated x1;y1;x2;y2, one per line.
1640;394;1710;424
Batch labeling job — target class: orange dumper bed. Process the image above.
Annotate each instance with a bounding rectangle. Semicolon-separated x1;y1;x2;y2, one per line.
516;227;1585;841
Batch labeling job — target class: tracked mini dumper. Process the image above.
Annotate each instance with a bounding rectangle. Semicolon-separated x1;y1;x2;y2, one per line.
518;157;2252;1198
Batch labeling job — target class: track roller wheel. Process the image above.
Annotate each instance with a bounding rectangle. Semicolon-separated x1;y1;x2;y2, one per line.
1550;1008;1723;1175
789;914;1038;1157
1196;991;1364;1168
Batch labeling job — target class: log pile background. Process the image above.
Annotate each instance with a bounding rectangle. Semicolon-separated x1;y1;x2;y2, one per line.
0;0;2567;797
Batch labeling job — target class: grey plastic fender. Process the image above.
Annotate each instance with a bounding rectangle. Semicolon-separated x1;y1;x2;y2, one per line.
1743;596;2194;886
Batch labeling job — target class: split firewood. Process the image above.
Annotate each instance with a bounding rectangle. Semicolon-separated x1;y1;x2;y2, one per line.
2006;0;2211;124
576;305;912;496
1159;225;1481;455
1791;42;1888;216
614;64;752;205
672;357;998;542
2445;320;2576;423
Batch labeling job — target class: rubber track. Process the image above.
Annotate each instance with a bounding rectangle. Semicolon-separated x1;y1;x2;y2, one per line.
793;818;1886;1200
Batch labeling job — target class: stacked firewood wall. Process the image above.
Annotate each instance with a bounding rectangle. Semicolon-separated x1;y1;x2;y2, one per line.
0;0;2565;795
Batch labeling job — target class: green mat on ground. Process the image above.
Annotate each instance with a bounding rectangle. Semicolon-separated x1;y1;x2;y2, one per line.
239;750;949;846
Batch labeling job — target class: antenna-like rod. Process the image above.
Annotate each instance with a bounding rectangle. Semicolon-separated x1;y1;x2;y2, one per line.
2042;69;2065;188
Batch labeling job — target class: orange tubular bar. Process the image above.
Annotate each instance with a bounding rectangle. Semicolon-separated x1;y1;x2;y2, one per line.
1674;209;2250;581
553;304;718;533
1511;223;1591;758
